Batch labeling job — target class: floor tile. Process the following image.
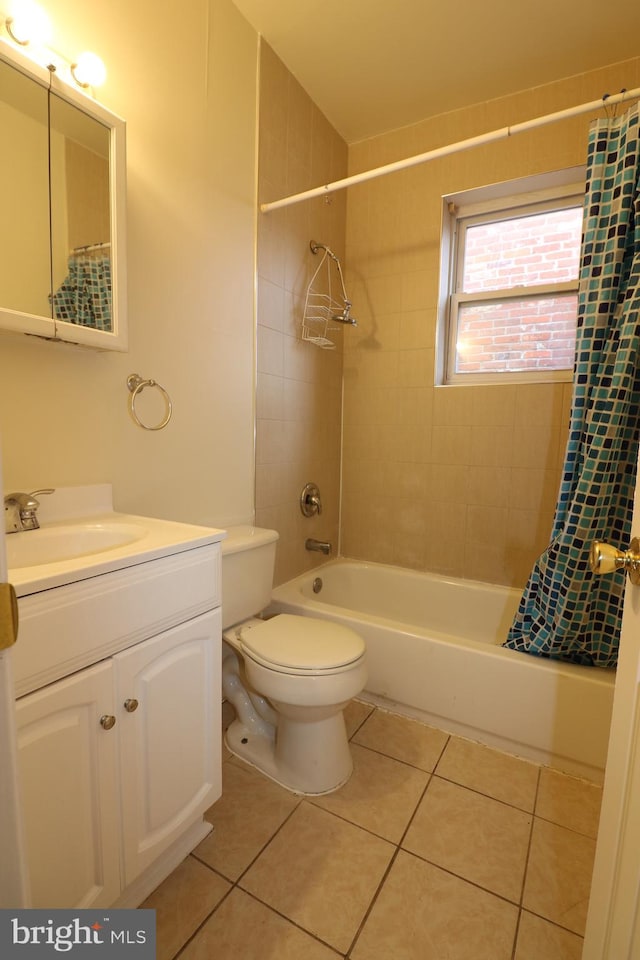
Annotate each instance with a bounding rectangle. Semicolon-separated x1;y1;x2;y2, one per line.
240;801;394;953
311;742;429;842
436;735;539;811
140;856;230;960
402;776;531;901
345;698;375;738
536;766;603;838
352;707;449;771
514;911;583;960
351;849;518;960
523;818;597;935
195;759;300;880
179;887;338;960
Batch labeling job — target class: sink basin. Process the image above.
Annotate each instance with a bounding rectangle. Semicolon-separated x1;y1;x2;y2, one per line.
6;521;146;569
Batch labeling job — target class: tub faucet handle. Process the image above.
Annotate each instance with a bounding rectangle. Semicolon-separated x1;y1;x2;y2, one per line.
300;482;322;517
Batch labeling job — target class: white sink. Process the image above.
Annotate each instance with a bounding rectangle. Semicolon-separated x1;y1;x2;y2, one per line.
5;485;225;598
6;521;146;568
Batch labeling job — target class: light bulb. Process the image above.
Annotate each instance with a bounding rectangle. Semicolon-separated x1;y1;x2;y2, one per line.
71;51;106;88
6;0;51;46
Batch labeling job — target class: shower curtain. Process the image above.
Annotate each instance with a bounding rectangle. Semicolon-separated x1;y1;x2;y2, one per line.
52;253;112;329
505;102;640;667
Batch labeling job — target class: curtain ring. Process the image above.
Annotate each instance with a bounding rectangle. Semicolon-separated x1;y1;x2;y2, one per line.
127;373;173;431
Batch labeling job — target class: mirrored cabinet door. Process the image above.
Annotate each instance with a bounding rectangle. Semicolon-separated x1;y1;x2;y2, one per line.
50;93;112;336
0;40;127;351
0;56;53;335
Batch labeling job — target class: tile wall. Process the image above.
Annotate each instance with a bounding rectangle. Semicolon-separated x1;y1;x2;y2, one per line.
257;48;640;588
255;42;348;584
342;57;640;585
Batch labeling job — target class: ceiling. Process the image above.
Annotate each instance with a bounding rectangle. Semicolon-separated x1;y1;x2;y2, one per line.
232;0;640;143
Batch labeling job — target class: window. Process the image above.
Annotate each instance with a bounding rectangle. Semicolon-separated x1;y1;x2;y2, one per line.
438;170;585;385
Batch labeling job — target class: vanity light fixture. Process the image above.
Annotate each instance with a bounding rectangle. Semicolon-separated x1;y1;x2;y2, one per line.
1;1;106;95
5;0;51;46
71;51;106;88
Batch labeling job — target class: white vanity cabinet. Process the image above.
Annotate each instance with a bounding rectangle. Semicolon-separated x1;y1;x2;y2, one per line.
11;534;223;910
16;659;121;909
116;612;220;886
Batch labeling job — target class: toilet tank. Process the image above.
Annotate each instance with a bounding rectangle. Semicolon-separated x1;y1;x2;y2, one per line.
221;526;279;629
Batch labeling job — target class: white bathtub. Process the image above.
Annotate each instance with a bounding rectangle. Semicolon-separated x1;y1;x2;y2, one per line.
270;559;616;782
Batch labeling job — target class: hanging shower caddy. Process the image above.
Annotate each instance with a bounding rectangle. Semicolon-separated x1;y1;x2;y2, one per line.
302;241;357;349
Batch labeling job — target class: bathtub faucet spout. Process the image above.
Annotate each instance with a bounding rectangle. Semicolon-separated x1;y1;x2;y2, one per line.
305;538;332;556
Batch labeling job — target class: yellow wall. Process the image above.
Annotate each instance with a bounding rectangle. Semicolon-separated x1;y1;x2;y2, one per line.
342;58;640;587
255;42;347;584
0;0;258;530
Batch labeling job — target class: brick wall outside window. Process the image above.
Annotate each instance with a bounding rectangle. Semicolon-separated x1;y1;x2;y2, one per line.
455;207;582;374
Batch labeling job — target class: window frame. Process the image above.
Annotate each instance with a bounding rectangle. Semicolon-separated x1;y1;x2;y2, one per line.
437;168;586;387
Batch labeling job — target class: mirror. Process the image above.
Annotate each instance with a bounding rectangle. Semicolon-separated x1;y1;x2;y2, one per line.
0;41;126;350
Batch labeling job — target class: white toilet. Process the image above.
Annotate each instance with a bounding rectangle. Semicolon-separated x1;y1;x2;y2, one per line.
220;526;367;795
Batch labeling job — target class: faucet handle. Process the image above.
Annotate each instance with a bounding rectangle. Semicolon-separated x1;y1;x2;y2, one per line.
28;488;55;504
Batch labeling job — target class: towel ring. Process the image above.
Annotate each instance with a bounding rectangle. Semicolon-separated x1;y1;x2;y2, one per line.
127;373;173;431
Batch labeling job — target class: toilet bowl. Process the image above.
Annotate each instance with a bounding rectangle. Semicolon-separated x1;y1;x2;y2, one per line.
220;527;367;795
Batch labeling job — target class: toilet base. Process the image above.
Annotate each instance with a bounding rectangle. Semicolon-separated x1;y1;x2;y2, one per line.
225;710;353;795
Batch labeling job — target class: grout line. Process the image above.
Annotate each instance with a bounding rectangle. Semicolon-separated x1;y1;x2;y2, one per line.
171;875;235;960
169;704;594;958
510;764;542;960
347;737;441;776
399;845;527;912
344;845;402;958
429;769;538;815
345;764;437;957
238;887;346;957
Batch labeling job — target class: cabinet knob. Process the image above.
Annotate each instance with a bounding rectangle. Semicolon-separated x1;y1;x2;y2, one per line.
100;714;116;730
123;698;139;713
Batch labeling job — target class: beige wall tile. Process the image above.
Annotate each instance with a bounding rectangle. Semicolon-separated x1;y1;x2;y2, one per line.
258;43;640;589
256;372;284;421
467;465;512;507
432;425;472;465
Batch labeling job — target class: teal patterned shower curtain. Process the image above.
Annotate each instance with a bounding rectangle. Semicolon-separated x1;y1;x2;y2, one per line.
505;103;640;667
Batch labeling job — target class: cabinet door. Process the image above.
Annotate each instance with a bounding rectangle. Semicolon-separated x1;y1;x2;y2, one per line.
15;660;121;908
116;610;221;884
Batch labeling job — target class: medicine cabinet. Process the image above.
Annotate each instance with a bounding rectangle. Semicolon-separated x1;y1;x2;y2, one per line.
0;39;126;350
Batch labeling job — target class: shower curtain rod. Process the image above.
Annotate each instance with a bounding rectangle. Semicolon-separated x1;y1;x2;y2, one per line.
260;86;640;214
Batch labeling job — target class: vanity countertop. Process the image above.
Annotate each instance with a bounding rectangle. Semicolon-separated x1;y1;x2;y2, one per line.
9;511;226;597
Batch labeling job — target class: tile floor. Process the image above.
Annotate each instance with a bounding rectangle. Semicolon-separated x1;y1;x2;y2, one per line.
143;700;602;960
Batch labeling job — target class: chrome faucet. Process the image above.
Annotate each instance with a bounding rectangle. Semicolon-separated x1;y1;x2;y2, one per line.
4;489;54;533
305;538;332;556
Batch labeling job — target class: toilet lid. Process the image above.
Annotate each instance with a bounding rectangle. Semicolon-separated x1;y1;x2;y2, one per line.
239;614;365;672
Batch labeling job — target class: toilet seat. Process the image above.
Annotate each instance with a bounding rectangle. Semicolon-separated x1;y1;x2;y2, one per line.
239;613;365;676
